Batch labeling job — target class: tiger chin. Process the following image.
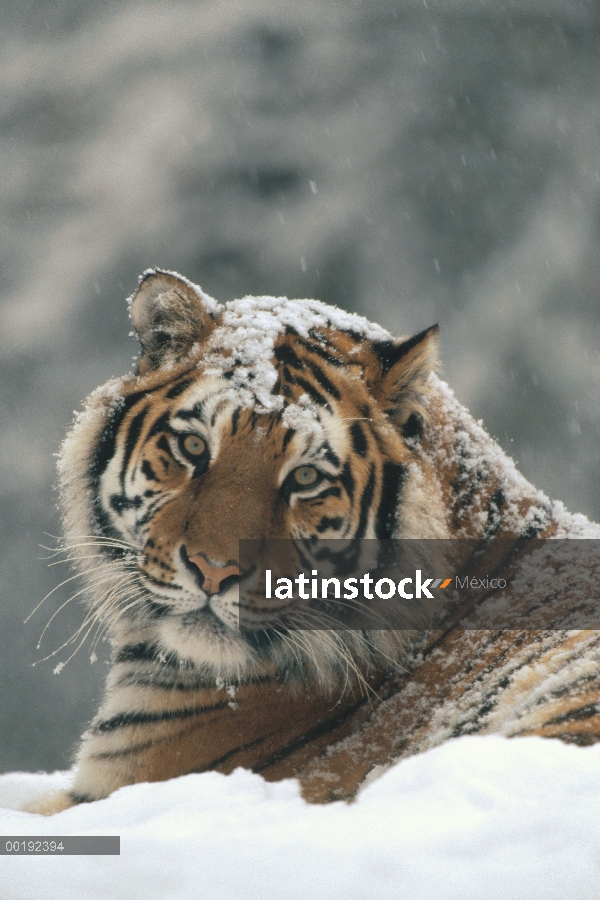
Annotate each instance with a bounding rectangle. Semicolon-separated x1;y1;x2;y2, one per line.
30;269;600;815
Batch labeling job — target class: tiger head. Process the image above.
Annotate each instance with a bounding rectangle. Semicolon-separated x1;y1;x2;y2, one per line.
60;270;448;686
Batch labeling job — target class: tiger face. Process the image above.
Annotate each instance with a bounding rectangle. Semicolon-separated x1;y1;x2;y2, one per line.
61;270;446;684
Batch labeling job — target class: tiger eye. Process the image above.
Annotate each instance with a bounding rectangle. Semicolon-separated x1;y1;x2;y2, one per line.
182;434;206;457
294;465;318;486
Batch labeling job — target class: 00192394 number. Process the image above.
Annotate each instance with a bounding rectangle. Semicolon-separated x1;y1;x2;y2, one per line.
4;840;64;853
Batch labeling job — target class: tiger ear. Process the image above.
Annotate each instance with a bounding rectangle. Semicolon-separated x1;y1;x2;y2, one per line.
129;270;219;375
368;324;439;426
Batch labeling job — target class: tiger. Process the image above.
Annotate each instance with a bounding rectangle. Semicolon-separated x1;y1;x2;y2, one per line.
34;269;600;814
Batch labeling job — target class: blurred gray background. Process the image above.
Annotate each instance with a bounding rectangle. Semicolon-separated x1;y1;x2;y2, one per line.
1;0;600;773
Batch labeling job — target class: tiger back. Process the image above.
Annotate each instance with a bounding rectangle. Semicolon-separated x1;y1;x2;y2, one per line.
37;269;600;812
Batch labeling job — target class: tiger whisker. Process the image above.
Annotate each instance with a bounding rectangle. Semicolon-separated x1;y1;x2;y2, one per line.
34;617;99;666
90;605;144;654
90;593;148;653
313;630;374;698
276;631;307;675
38;537;137;558
93;589;148;635
278;631;316;679
303;590;419;630
42;531;137;548
83;576;144;625
308;630;368;697
281;628;330;686
35;568;140;647
277;609;383;698
45;553;137;568
358;631;409;674
26;560;132;624
44;614;117;669
36;582;146;666
312;630;357;697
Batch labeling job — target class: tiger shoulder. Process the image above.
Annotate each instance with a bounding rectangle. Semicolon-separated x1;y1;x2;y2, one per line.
33;269;600;814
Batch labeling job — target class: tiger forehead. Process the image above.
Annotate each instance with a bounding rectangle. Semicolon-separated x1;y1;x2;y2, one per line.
220;407;294;452
273;327;364;363
204;324;374;387
158;328;375;422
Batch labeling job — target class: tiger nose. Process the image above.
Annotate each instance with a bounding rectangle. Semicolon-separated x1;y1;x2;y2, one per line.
187;553;240;595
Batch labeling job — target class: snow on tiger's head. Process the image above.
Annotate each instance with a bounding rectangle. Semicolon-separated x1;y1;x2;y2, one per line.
57;270;446;678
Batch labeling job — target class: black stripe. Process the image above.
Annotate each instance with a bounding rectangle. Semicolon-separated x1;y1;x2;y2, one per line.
165;378;193;400
90;391;154;542
141;460;158;481
313;486;342;500
282;428;295;450
145;600;172;618
231;407;241;435
135;495;173;528
91;505;123;547
176;405;204;422
274;344;303;368
190;733;278;774
69;792;95;805
294;376;331;410
316;442;340;467
122;677;210;692
302;342;343;366
339;461;354;501
483;488;505;538
110;493;143;514
355;464;376;538
115;642;161;664
121;406;150;489
346;329;363;343
350;422;368;457
306;361;341;400
375;462;407;538
156;435;171;456
142;571;182;590
252;692;376;776
316;516;344;533
545;704;600;727
90;392;147;485
147;412;170;438
92;701;230;734
401;413;422;442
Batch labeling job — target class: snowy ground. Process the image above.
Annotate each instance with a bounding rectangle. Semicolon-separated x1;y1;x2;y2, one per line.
1;735;599;900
